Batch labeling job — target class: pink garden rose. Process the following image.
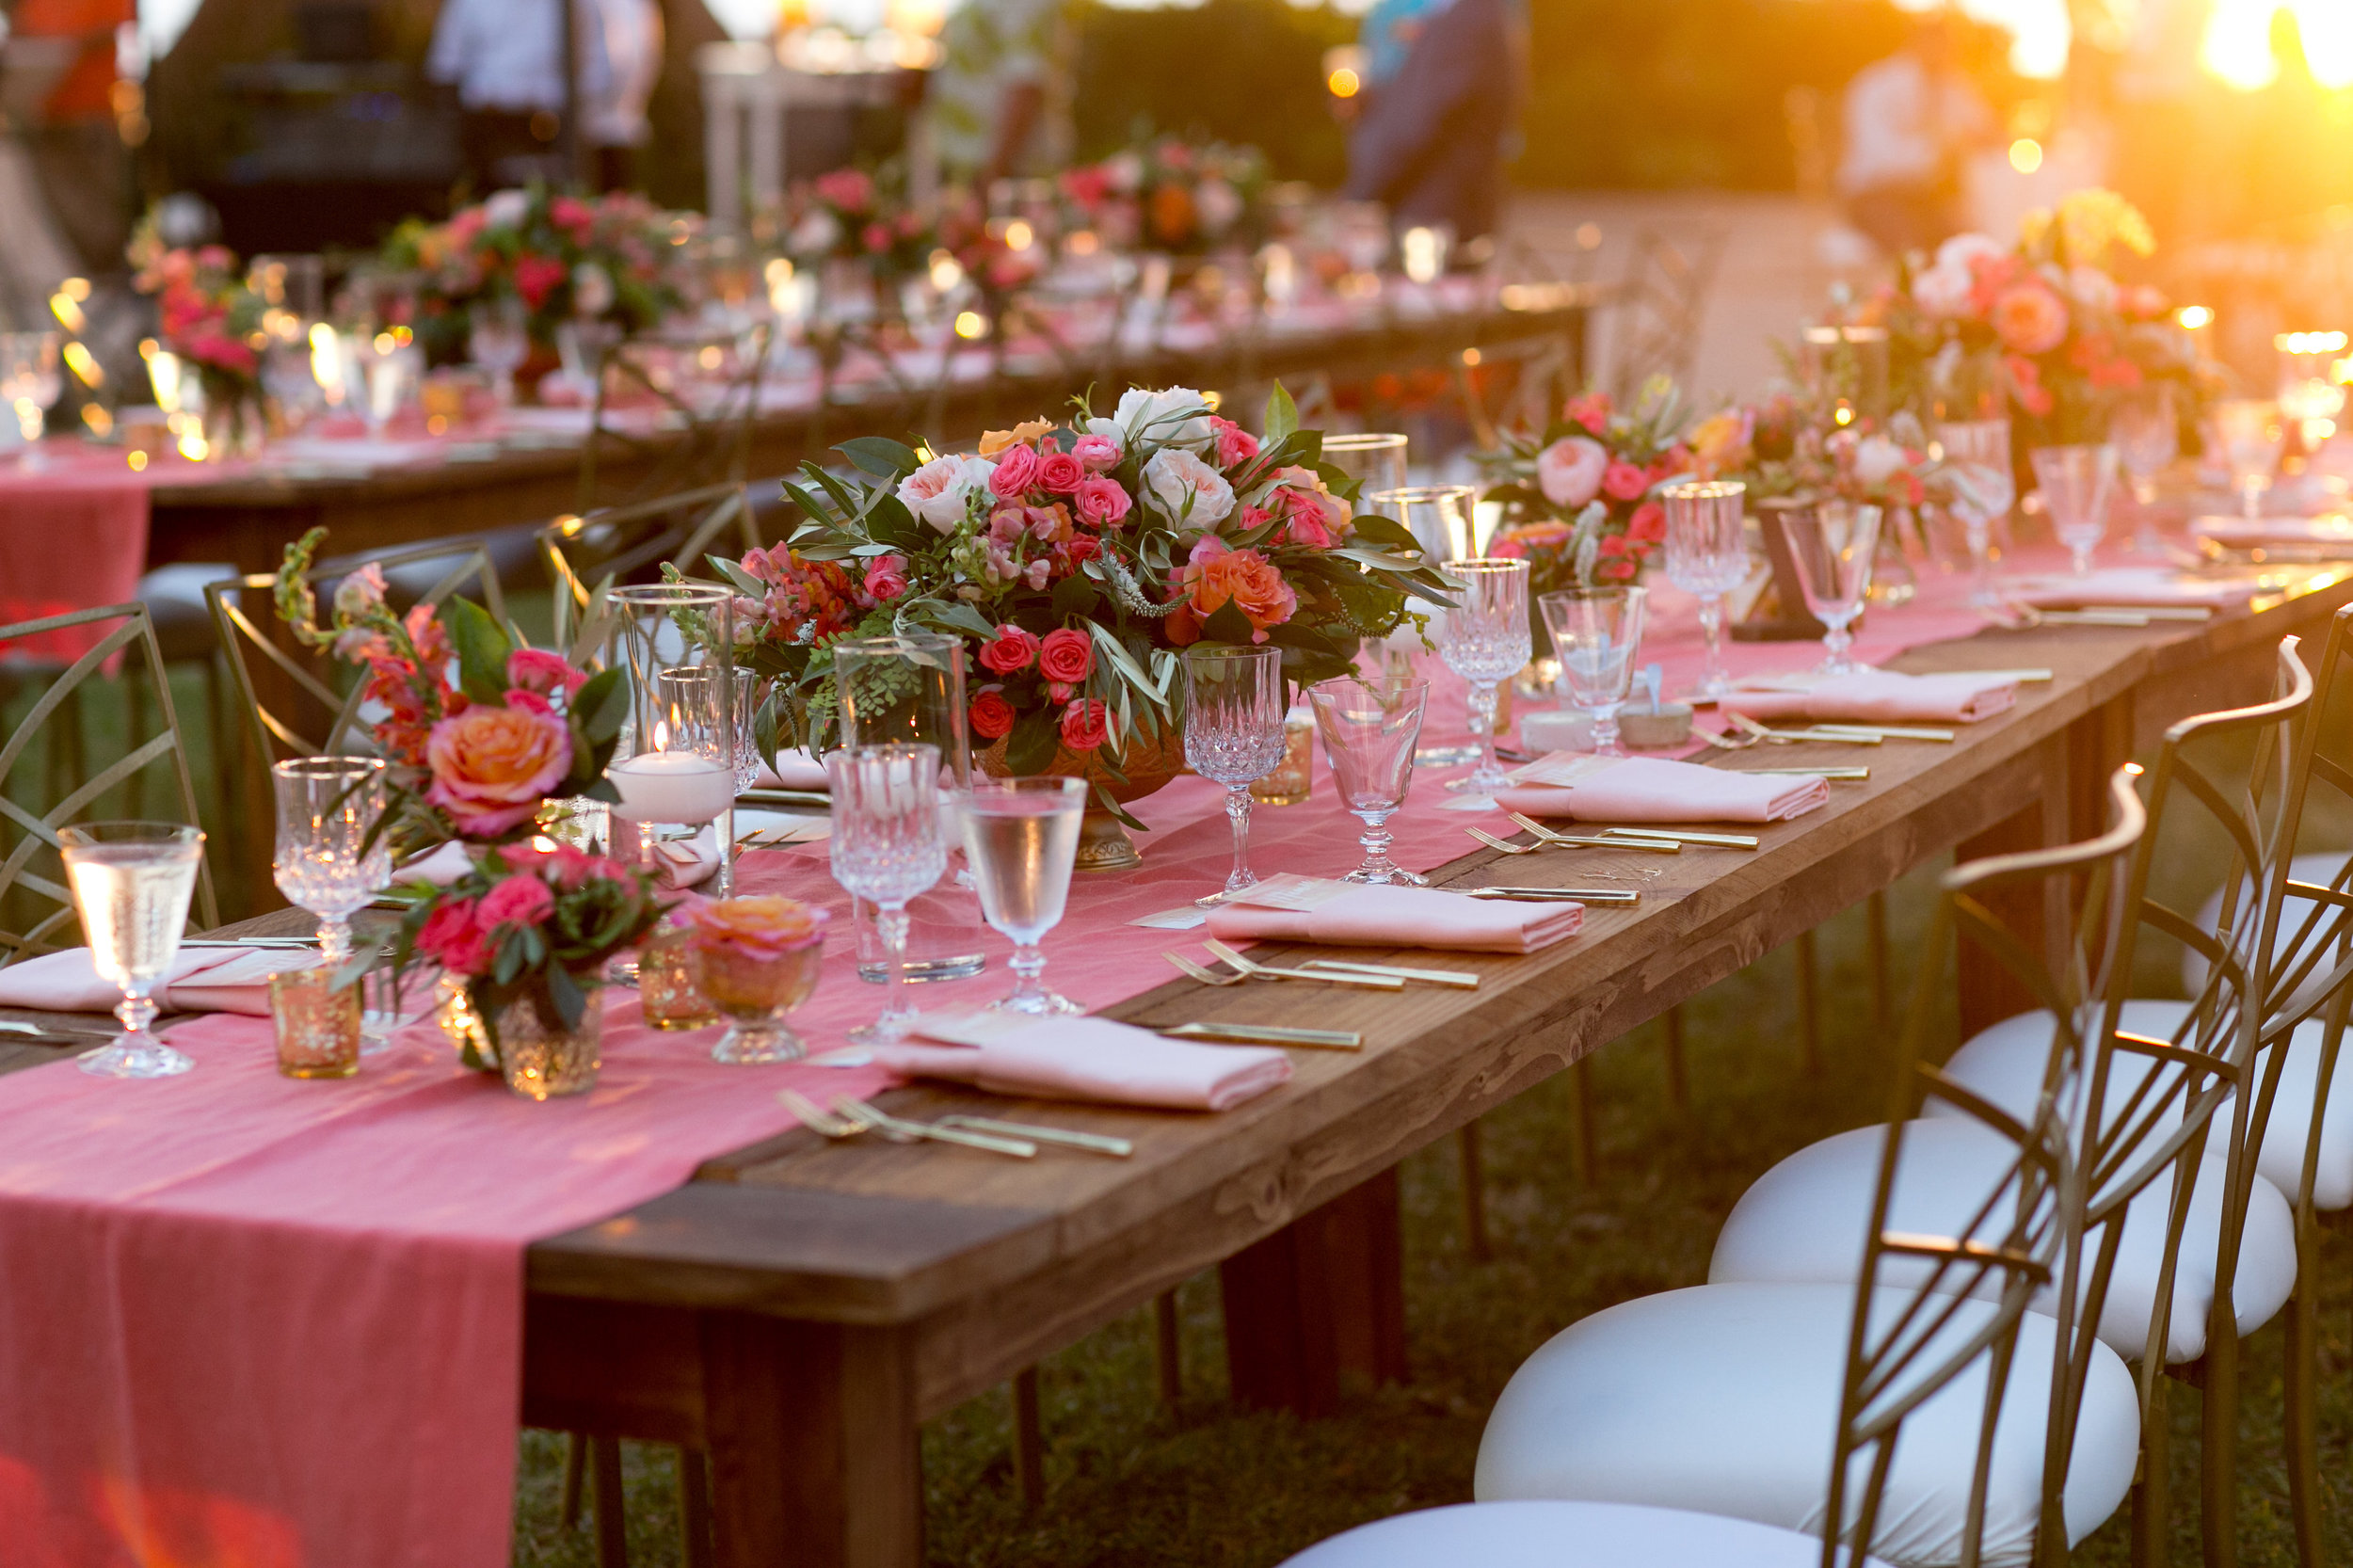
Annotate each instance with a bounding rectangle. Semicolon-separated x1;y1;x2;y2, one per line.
862;553;909;600
1071;433;1121;472
1535;436;1609;508
424;703;573;837
1211;417;1260;467
478;872;555;931
1992;282;2069;356
1035;451;1085;494
1074;475;1131;528
505;648;587;702
1601;460;1651;503
988;442;1042;499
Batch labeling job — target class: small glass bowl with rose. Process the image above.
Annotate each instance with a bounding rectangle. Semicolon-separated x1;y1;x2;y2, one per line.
679;895;831;1064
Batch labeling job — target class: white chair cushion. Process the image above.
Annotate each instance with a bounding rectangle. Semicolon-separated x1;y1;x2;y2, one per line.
1933;1001;2353;1210
1279;1499;1891;1568
2181;851;2353;1015
1710;1119;2297;1363
1475;1282;2137;1568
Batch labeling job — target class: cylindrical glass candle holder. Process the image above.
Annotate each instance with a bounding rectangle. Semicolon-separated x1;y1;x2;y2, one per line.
1249;704;1315;806
271;965;360;1079
637;918;720;1030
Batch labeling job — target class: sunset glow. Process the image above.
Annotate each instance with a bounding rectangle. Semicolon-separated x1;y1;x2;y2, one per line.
2201;0;2353;90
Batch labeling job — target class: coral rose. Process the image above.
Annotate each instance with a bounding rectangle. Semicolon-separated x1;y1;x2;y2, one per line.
1168;537;1297;645
1601;460;1651;503
988;442;1043;499
1991;283;2069;356
1563;392;1611;434
1074;475;1132;528
416;899;493;978
478;873;555;931
680;895;828;959
424;702;573;838
1038;628;1095;684
1060;699;1110;753
506;648;587;701
968;690;1016;739
1211;417;1260;467
1626;501;1667;544
1536;436;1609;508
1035;451;1085;494
978;625;1039;674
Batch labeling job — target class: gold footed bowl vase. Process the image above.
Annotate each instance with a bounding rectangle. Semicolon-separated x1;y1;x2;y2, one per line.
978;720;1187;873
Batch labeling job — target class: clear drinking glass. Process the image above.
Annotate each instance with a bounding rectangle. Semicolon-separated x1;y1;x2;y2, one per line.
1777;500;1881;675
2029;444;2121;576
1540;587;1649;757
606;584;739;891
56;822;206;1079
828;744;948;1041
1435;557;1532;799
1369;484;1480;566
272;757;392;969
343;331;421;438
959;776;1089;1015
2111;388;2176;554
468;297;532;408
0;330;61;471
1933;418;2014;606
2210;400;2284;521
1182;645;1289;897
833;632;985;983
1660;481;1747;699
1309;676;1431;886
1323;433;1409;497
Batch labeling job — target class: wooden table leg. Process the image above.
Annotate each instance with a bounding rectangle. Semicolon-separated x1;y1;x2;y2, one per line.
699;1312;921;1568
1219;1166;1406;1417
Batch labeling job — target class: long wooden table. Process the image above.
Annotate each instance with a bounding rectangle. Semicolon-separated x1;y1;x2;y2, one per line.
6;567;2344;1567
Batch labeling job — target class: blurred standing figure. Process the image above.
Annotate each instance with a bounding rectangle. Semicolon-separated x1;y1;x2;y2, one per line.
929;0;1078;184
1837;12;1996;259
428;0;614;191
585;0;664;192
1341;0;1528;246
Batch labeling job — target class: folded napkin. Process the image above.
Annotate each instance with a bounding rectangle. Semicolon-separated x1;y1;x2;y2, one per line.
752;749;830;791
1493;754;1828;824
1721;669;2019;726
1205;876;1583;954
2013;567;2256;609
395;841;477;886
876;1014;1290;1112
0;945;320;1016
2191;515;2353;552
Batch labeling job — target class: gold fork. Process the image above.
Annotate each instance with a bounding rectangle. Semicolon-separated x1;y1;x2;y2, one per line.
1166;951;1247;985
779;1086;864;1138
832;1096;1039;1157
1507;814;1683;853
1201;938;1405;988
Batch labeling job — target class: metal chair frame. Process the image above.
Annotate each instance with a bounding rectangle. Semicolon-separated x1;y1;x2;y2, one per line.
1607;228;1726;405
0;603;219;963
580;321;775;510
538;482;760;656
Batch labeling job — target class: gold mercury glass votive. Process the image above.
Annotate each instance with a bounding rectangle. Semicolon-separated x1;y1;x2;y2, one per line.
1250;710;1316;806
270;966;360;1079
638;917;721;1030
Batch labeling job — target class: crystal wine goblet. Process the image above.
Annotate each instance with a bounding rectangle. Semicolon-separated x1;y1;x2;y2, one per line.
959;775;1090;1015
2210;400;2283;522
827;744;948;1041
2110;388;2176;555
1182;644;1289;897
1933;418;2014;606
2029;444;2121;577
1308;676;1430;886
272;756;394;1049
1540;587;1649;757
468;297;531;409
56;822;206;1079
1660;481;1748;698
1436;557;1532;801
1776;500;1881;675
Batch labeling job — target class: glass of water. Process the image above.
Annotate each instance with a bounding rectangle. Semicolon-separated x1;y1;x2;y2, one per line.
959;776;1089;1016
1308;676;1430;885
2110;388;2176;554
1436;557;1532;799
2029;444;2120;576
1182;644;1289;897
1933;418;2013;606
2210;400;2283;522
56;822;207;1079
0;330;61;471
1777;500;1881;674
827;744;948;1043
1540;587;1649;757
468;296;531;408
1659;481;1747;699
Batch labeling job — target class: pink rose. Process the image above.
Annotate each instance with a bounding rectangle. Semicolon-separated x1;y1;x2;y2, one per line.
1535;436;1609;508
424;702;573;838
1992;282;2069;357
1035;451;1085;494
1060;699;1110;753
499;840;616;888
968;690;1016;739
1564;392;1611;434
978;625;1039;674
1074;476;1132;528
479;872;555;930
1601;461;1651;503
1211;417;1259;467
1071;433;1121;472
1038;628;1095;684
416;899;493;978
506;648;586;701
1626;500;1667;544
988;443;1042;498
863;553;909;601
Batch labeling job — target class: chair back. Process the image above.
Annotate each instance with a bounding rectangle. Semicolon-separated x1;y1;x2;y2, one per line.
578;323;773;509
1828;765;2145;1568
1608;228;1725;404
0;603;218;961
539;483;760;654
206;538;507;770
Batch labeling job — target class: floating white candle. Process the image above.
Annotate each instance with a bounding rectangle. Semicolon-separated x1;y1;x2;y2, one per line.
608;751;735;824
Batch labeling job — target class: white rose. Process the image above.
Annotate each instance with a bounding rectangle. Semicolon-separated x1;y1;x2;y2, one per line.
1115;386;1213;452
572;262;615;318
483;188;531;230
1911;263;1976;319
1934;232;2006;273
896;454;994;534
790;211;842;257
1141;448;1235;529
2068;264;2118;312
1853;435;1910;488
1196;178;1243;235
1106;152;1144;194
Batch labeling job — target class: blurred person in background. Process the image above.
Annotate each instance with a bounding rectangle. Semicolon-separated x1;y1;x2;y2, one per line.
585;0;664;192
1837;10;1996;258
427;0;613;191
929;0;1076;184
1341;0;1527;246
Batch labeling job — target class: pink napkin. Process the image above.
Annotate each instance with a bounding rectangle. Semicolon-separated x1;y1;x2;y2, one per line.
0;945;318;1016
1720;670;2019;725
2013;567;2256;609
875;1014;1290;1112
2191;515;2353;551
1493;755;1828;824
1206;880;1583;954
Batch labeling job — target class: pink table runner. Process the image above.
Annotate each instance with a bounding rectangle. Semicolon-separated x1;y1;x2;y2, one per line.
0;467;149;661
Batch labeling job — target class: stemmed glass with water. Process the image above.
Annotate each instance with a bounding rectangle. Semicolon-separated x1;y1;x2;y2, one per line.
1309;676;1430;886
2111;389;2176;554
1659;481;1747;699
272;757;394;1046
2211;400;2284;522
1933;419;2013;605
57;822;207;1079
2029;444;2120;576
828;744;949;1041
0;331;61;471
468;297;532;409
959;776;1090;1015
1540;587;1649;757
1436;558;1531;803
1777;501;1881;675
1182;645;1288;898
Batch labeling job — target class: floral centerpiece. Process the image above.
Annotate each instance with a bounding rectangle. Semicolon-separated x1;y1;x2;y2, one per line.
1060;136;1269;256
932;191;1048;301
1481;382;1706;588
696;384;1450;814
128;216;268;446
380;185;696;365
775;165;936;288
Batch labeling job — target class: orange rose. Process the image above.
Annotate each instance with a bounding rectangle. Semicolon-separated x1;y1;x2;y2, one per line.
1991;282;2068;357
979;419;1054;456
680;895;829;960
1167;538;1297;645
424;703;573;837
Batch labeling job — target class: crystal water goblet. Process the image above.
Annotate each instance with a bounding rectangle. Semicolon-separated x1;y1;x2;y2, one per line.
1308;676;1430;886
2211;400;2283;522
272;756;393;1050
1933;418;2014;605
1777;500;1881;675
1436;557;1532;799
1182;644;1288;897
2110;388;2176;554
56;822;206;1079
1660;481;1748;698
2029;444;2121;576
959;776;1089;1015
468;297;531;408
827;744;948;1042
1540;587;1649;757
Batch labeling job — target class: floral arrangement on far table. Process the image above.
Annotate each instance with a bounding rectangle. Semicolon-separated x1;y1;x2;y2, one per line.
697;384;1450;799
1060;136;1269;255
128;215;268;417
1481;382;1709;588
775;164;936;285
